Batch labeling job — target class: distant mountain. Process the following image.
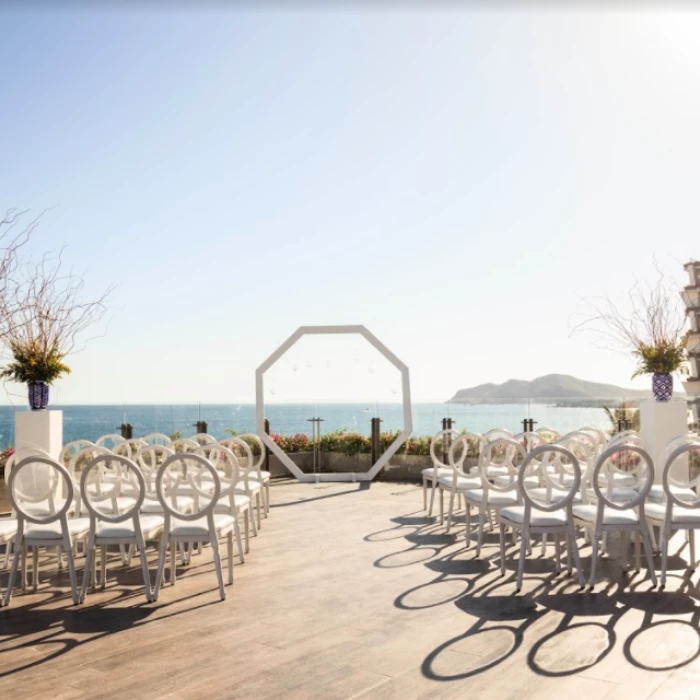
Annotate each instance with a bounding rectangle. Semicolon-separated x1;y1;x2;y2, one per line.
448;374;652;406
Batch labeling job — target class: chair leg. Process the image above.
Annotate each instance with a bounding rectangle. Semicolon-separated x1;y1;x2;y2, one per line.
589;534;599;588
428;481;437;517
21;547;27;591
235;523;245;564
4;538;23;606
32;547;39;591
80;542;95;603
690;529;696;569
56;545;63;570
465;504;471;547
63;537;79;605
227;531;234;585
476;506;486;558
422;476;427;511
660;523;669;588
249;504;258;537
499;523;507;575
154;536;169;599
439;489;444;525
211;536;226;601
568;523;585;588
641;524;658;587
566;533;573;574
516;527;528;591
244;513;250;554
446;489;455;534
170;541;177;584
621;531;629;570
101;545;107;589
635;531;641;572
554;535;562;573
135;531;152;602
256;492;262;530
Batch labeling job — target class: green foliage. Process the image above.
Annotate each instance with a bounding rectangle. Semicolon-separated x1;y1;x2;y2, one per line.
0;340;71;385
603;402;640;432
631;340;688;378
169;430;182;441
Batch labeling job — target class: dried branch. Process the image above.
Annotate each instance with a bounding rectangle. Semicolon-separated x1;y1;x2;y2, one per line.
571;263;688;377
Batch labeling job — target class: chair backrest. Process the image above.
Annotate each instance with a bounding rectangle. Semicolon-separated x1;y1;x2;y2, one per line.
663;441;700;508
156;452;221;521
188;433;218;446
557;434;596;501
59;440;95;468
172;437;201;453
134;444;176;498
591;444;653;511
219;437;253;472
660;433;700;470
195;444;241;507
141;433;174;448
429;429;462;471
536;426;562;442
80;454;145;523
520;445;581;512
68;444;112;513
478;438;526;492
114;438;149;459
95;433;126;449
9;455;73;525
608;431;645;449
447;432;482;475
234;433;266;478
514;431;549;452
483;428;514;442
581;425;608;448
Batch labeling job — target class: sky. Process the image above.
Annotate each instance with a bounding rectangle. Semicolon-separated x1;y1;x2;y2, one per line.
1;3;699;406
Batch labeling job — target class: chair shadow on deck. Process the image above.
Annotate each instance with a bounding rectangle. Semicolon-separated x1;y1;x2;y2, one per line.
368;510;700;684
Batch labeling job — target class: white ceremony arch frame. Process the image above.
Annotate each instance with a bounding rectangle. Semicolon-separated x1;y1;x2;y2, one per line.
255;325;413;482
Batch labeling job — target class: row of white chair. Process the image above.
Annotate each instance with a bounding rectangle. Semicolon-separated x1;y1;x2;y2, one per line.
424;426;700;590
0;433;271;605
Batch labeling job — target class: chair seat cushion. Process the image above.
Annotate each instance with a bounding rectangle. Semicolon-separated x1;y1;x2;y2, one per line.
527;487;582;505
170;513;235;538
645;502;700;525
500;506;568;527
464;489;518;506
585;487;639;503
81;496;137;517
422;467;452;479
438;475;481;490
0;518;18;540
140;497;194;514
494;475;539;489
646;485;697;503
96;515;164;539
25;517;91;540
216;494;251;512
572;504;640;525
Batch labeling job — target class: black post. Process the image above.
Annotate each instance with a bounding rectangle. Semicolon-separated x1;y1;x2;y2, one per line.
264;418;270;474
118;423;133;439
370;417;382;464
522;418;530;434
194;420;208;434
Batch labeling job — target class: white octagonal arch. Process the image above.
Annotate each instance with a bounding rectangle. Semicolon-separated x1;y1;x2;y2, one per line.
255;325;412;482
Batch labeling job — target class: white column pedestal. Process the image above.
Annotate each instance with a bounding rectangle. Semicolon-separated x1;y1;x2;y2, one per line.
639;400;688;484
14;410;63;460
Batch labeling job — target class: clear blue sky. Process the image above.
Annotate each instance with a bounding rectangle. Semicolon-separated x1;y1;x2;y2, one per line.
1;5;699;405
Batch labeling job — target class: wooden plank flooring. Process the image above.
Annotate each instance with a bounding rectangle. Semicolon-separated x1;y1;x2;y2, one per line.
2;479;700;699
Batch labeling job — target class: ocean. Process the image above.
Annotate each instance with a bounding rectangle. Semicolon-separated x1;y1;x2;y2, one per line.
0;403;612;447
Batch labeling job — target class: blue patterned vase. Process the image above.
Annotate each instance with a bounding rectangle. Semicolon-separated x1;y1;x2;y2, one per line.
652;373;673;402
28;381;49;410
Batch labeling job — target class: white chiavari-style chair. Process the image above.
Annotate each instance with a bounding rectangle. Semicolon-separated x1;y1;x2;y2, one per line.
499;444;585;591
424;429;462;518
236;433;271;517
95;433;126;450
142;433;174;448
572;443;657;589
441;432;484;536
154;452;237;600
462;438;525;557
218;437;262;532
80;454;163;602
646;440;700;588
4;456;89;606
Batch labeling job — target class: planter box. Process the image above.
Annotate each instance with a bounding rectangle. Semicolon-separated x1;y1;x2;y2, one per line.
681;288;700;310
688;334;700;355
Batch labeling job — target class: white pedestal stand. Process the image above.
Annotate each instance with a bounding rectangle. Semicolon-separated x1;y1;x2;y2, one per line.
14;410;63;460
639;399;688;484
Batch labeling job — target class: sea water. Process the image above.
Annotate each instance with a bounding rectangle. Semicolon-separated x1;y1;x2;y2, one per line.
0;403;611;447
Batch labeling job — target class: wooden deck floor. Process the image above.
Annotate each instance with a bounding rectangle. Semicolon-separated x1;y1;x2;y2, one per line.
2;479;700;699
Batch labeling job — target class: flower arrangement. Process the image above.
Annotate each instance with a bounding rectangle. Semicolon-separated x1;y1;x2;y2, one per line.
0;340;71;384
